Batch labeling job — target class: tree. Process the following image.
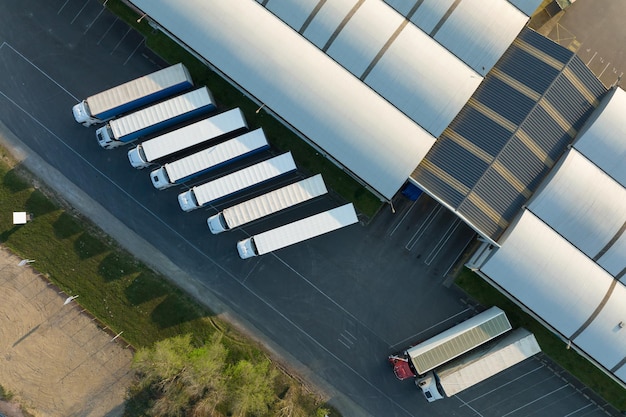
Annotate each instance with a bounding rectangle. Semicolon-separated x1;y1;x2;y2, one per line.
132;333;228;417
228;359;277;417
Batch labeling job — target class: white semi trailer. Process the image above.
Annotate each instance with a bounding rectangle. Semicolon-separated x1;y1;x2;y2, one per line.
150;128;270;190
389;307;512;380
177;152;296;212
128;108;247;169
236;203;358;259
417;328;541;402
208;174;328;234
73;63;193;127
96;87;216;149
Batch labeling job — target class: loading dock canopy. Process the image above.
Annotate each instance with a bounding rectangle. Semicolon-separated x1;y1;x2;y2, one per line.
132;0;437;200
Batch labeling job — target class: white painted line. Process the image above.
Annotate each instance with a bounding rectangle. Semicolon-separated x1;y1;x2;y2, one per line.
405;205;442;251
461;363;546;404
563;403;593;417
337;338;352;349
500;384;569;417
599;62;611;78
343;329;356;340
0;43;79;101
388;199;418;236
97;17;118;45
111;27;132;55
442;232;475;277
57;0;71;15
424;219;460;266
84;6;105;35
70;0;91;25
586;51;597;66
123;38;145;66
455;395;485;417
389;307;471;349
339;333;354;345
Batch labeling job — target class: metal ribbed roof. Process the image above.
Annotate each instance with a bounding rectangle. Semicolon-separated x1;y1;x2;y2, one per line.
406;307;511;374
411;28;607;242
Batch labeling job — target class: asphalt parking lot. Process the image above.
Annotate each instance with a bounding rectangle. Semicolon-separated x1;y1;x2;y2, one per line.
0;1;621;416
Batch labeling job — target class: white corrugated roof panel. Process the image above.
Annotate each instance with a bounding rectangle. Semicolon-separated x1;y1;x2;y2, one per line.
110;87;213;138
408;0;456;34
433;0;528;75
481;210;613;338
599;234;626;281
265;0;318;31
574;88;626;188
165;128;269;184
193;153;296;206
364;22;482;137
574;283;626;375
131;0;436;199
528;149;626;260
326;0;403;76
302;0;359;49
507;0;543;16
253;203;358;255
142;108;246;162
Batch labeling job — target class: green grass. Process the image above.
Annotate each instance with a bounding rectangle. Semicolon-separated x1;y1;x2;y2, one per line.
456;267;626;410
105;0;383;219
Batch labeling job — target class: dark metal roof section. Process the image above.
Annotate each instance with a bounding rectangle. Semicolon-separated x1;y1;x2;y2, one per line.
411;28;607;242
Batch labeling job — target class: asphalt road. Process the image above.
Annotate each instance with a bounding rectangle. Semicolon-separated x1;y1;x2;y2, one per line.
0;1;620;416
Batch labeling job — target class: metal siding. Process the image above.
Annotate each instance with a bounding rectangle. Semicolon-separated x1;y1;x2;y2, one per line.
364;23;482;137
498;137;548;189
194;153;296;206
382;0;415;17
408;0;456;34
326;0;403;76
433;0;528;75
412;167;466;208
517;27;573;64
452;107;512;157
427;138;488;191
598;234;626;278
474;77;536;126
496;48;561;93
165;128;269;184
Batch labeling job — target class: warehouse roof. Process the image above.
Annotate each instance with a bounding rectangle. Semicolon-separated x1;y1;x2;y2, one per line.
480;210;626;384
383;0;530;75
264;0;483;137
411;28;607;242
528;149;626;278
133;0;437;200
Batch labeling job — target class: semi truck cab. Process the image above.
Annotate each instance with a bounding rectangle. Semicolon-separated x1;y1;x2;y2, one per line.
72;101;98;127
417;372;444;402
150;167;171;189
207;213;229;234
177;190;199;212
96;125;118;149
236;237;257;259
127;145;149;168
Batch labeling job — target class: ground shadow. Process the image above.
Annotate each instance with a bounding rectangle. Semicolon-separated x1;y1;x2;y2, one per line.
24;188;57;217
99;252;141;282
124;273;168;304
2;167;29;193
150;295;206;329
0;225;21;243
74;232;108;260
52;212;82;239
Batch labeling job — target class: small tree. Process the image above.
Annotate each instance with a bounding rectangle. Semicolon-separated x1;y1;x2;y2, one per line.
228;359;277;417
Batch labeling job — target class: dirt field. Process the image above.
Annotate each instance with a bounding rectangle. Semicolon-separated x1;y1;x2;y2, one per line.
0;246;133;417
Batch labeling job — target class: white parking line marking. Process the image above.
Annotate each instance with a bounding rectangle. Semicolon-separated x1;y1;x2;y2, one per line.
0;43;79;101
442;232;475;277
586;51;597;66
563;403;593;416
111;27;132;55
84;6;105;35
424;218;460;266
500;384;568;417
97;17;118;45
405;205;442;251
70;0;91;25
343;329;356;341
599;61;611;78
388;199;418;236
455;395;485;417
123;38;145;66
337;338;352;349
57;0;71;15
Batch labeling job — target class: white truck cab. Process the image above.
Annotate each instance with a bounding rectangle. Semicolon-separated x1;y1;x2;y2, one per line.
177;190;198;212
96;125;119;149
150;167;171;190
236;237;257;259
207;213;228;234
72;101;99;127
127;145;149;169
416;373;444;402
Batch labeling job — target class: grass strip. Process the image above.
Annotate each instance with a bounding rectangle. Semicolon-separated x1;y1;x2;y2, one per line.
456;267;626;411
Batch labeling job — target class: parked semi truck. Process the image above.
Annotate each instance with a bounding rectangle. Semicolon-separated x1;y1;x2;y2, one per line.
177;152;296;212
236;203;358;259
417;328;541;402
128;108;247;168
208;174;328;234
73;63;193;127
151;128;270;190
389;307;512;380
96;87;216;149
